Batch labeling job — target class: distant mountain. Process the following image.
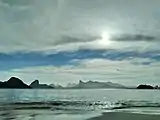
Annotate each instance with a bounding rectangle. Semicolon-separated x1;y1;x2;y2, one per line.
0;77;31;89
0;77;132;89
30;80;54;89
67;83;78;88
137;84;154;89
66;80;126;89
50;84;63;89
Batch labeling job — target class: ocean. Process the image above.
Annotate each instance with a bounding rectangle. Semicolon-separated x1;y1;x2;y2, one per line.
0;89;160;120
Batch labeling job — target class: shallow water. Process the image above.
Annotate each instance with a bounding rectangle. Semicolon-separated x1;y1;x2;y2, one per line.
0;89;160;120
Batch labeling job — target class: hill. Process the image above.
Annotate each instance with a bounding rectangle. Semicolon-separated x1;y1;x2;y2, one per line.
66;80;126;89
0;77;31;89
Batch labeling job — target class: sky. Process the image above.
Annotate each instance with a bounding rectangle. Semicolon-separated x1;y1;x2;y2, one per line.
0;0;160;86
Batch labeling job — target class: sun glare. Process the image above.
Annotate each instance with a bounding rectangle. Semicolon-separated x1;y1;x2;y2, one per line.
98;32;112;46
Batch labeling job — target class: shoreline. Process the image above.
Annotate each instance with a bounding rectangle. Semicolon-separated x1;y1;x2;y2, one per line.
87;112;160;120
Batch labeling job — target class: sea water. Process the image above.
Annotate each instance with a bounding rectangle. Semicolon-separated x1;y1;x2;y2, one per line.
0;89;160;120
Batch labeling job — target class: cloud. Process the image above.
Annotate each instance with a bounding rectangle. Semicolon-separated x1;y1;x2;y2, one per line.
0;0;160;54
0;49;160;71
53;35;100;46
0;0;160;86
0;58;159;86
111;34;156;42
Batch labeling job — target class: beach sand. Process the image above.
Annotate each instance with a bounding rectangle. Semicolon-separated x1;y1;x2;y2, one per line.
88;112;160;120
1;109;160;120
0;109;101;120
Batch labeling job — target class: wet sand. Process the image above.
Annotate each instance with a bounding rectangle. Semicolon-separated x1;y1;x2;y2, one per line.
88;112;160;120
1;110;160;120
0;109;100;120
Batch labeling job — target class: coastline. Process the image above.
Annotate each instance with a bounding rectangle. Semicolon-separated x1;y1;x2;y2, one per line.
87;112;160;120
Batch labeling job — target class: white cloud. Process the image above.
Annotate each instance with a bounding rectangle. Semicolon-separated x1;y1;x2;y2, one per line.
0;58;159;86
0;0;160;53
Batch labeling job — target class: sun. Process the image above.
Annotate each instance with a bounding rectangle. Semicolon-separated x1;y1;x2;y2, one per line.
98;32;112;46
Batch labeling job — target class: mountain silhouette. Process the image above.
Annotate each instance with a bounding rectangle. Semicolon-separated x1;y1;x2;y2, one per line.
30;80;54;89
0;77;31;89
67;80;126;89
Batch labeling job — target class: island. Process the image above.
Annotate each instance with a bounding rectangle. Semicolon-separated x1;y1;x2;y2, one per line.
137;84;154;89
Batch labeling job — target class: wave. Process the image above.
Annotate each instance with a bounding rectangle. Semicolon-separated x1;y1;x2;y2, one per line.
1;100;160;111
112;100;160;110
0;101;106;111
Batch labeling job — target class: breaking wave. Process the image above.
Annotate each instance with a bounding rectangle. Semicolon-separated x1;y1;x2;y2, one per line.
1;100;160;111
112;100;160;109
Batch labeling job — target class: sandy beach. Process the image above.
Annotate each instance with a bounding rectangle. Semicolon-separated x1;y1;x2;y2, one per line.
88;112;160;120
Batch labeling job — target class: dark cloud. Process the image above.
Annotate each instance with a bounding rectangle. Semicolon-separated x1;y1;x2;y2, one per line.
53;35;100;46
111;34;156;42
131;61;152;65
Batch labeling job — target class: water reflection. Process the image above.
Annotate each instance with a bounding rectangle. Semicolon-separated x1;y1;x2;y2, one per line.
0;110;16;120
0;110;40;120
0;89;24;103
